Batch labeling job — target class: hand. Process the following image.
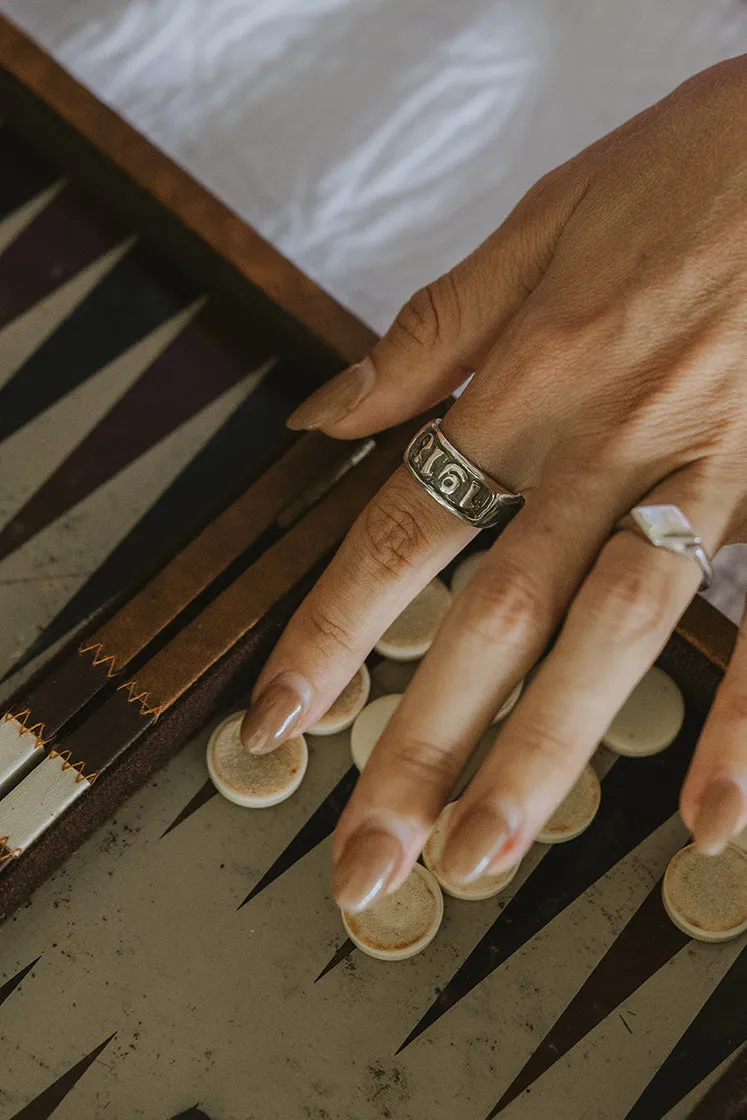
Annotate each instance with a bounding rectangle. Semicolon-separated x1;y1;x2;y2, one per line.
241;55;747;911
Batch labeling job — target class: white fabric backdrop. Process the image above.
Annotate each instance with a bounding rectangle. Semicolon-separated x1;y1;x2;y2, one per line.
3;0;747;620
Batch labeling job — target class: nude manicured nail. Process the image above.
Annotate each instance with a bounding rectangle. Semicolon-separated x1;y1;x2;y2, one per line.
441;802;519;884
333;826;404;913
240;675;308;755
693;777;746;855
287;358;375;431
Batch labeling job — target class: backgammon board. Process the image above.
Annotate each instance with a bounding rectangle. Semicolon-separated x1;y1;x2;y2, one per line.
1;16;746;1120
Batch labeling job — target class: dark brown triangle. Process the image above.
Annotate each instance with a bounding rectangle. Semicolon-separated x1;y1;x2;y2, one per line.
0;240;198;446
315;938;356;982
0;183;124;329
0;127;59;222
0;955;41;1009
161;779;217;838
625;944;747;1120
486;871;688;1117
238;765;358;909
10;1031;116;1119
0;305;270;564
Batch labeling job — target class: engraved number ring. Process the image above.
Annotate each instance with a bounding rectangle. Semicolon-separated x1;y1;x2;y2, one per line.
404;419;525;531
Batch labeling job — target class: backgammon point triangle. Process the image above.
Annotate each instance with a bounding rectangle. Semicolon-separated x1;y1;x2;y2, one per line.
0;955;41;1009
10;1031;116;1120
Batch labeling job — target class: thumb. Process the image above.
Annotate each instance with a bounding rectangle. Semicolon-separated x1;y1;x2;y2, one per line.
287;168;589;439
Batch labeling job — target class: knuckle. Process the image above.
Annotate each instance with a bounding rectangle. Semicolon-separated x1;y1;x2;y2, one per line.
394;274;458;353
593;429;642;475
392;736;461;791
506;169;567;240
357;481;436;583
508;315;563;375
458;563;554;651
520;304;614;364
582;552;673;643
516;714;574;777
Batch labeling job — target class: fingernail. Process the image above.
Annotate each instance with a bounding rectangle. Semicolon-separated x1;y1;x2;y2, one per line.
240;674;309;754
333;825;404;913
441;801;519;884
693;777;746;855
287;358;375;431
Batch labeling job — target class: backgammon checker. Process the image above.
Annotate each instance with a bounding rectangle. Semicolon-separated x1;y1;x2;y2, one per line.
308;664;371;736
602;665;685;757
373;578;452;661
350;693;403;771
491;678;524;723
1;16;747;1120
663;844;747;944
341;863;444;960
207;714;308;808
536;764;601;844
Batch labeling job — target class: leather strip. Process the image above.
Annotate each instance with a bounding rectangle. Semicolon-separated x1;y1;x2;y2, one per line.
676;595;737;675
0;714;47;798
0;753;92;857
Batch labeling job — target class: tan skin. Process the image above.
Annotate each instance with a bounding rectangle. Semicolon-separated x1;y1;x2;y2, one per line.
240;55;747;911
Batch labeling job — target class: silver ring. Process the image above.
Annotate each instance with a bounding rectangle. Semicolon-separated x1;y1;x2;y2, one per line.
615;504;713;590
404;419;525;530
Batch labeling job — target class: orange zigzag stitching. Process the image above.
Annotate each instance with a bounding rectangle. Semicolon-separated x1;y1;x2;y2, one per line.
0;837;22;862
47;748;97;786
116;679;165;720
79;639;119;678
4;707;50;750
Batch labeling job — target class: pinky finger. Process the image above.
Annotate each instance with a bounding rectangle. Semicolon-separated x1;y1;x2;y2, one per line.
681;607;747;854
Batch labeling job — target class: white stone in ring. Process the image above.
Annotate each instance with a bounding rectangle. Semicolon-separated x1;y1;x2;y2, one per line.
619;504;713;589
629;505;698;546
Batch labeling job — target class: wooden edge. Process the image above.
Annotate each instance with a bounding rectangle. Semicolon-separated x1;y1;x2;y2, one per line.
676;595;737;676
0;13;377;365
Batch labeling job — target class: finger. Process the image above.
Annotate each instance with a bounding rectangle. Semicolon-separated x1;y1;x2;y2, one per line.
331;470;617;908
244;347;548;757
441;476;728;883
286;170;591;439
239;465;476;754
681;602;747;854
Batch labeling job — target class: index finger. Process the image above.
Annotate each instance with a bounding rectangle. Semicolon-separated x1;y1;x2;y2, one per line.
239;464;474;754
